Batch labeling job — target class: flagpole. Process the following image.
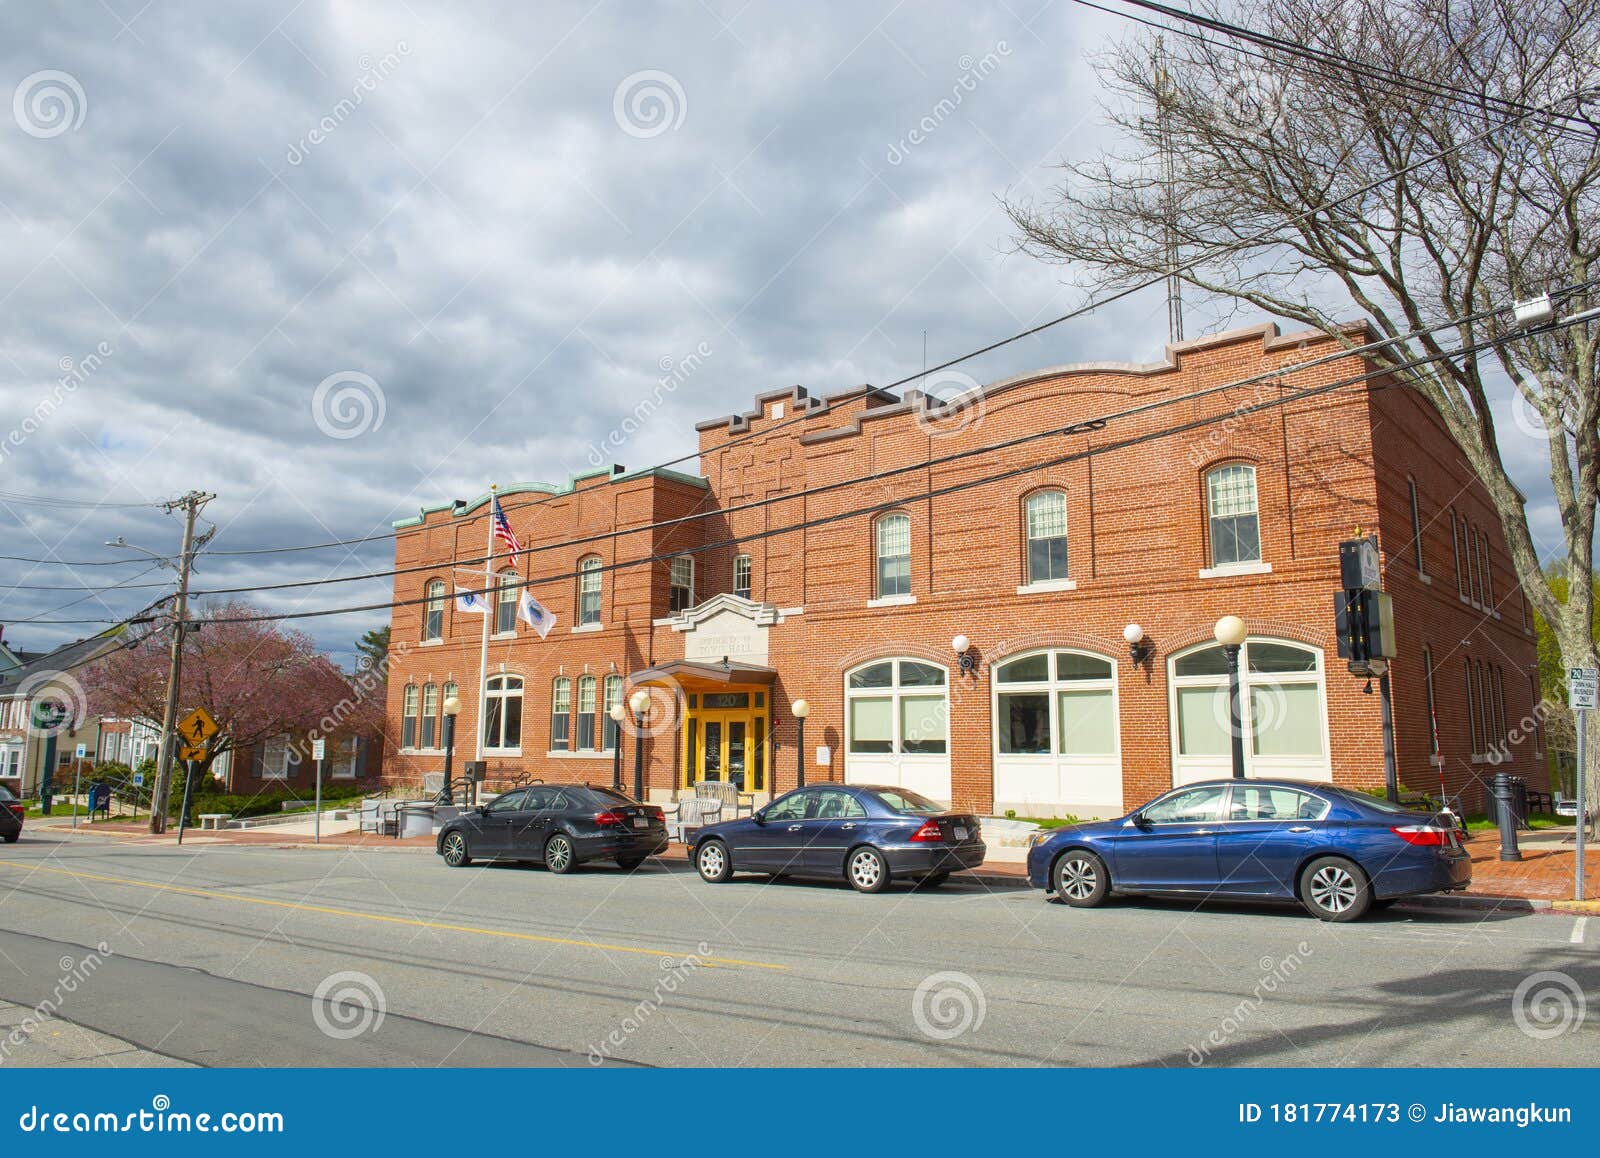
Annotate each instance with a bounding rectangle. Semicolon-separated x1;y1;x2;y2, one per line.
475;483;496;762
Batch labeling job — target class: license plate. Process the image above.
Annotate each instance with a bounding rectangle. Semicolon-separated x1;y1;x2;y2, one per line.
953;826;968;841
633;817;649;829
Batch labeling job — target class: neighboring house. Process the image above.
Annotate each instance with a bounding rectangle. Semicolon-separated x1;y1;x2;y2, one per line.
226;730;380;793
0;628;126;797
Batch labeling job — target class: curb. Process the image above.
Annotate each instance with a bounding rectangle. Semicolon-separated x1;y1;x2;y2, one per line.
1392;892;1552;913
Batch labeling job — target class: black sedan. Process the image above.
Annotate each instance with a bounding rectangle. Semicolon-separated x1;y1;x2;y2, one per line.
0;784;20;843
437;784;667;872
692;784;986;893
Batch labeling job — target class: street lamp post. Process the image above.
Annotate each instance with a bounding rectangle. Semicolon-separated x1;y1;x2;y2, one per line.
792;699;810;791
1213;615;1248;780
629;690;651;801
439;694;460;805
608;704;626;791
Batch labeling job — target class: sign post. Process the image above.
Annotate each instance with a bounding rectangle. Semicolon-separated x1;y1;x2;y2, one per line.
311;737;326;845
1568;667;1596;901
175;759;199;846
72;743;86;828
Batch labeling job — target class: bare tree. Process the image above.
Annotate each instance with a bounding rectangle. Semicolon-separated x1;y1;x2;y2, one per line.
1008;0;1600;810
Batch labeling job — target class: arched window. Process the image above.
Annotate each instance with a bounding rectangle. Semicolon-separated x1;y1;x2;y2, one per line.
483;675;523;751
550;676;572;751
1205;464;1260;567
991;648;1123;819
1450;509;1464;596
420;682;439;749
496;569;519;635
847;659;946;755
1024;491;1069;584
603;674;623;749
577;674;598;749
1169;638;1327;783
578;556;603;625
423;580;446;641
874;513;912;598
401;684;419;749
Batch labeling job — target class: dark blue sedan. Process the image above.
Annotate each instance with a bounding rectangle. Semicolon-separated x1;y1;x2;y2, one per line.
692;784;986;893
1025;779;1471;921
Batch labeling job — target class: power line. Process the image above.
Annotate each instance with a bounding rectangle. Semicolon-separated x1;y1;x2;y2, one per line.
26;315;1583;629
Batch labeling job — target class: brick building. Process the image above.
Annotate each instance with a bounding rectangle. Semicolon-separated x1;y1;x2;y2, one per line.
382;322;1545;818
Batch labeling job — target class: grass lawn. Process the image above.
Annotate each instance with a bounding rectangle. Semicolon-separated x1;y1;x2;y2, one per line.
1460;811;1566;834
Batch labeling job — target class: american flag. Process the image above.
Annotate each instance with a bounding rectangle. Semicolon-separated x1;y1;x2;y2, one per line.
490;493;520;566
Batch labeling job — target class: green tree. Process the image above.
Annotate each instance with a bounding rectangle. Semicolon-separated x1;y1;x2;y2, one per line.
355;625;391;674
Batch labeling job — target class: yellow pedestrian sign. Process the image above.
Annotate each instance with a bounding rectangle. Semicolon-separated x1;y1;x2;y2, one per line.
177;707;218;749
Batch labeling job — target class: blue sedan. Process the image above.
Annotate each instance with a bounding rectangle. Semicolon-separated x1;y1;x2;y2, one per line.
1025;779;1471;921
692;784;986;893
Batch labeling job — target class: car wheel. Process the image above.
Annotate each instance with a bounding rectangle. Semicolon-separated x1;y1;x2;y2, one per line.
440;831;471;867
617;855;647;871
545;833;577;874
915;871;950;889
1054;849;1109;907
846;846;891;894
697;839;732;883
1300;856;1371;921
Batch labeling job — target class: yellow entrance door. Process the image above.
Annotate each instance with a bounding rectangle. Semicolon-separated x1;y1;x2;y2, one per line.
683;693;768;793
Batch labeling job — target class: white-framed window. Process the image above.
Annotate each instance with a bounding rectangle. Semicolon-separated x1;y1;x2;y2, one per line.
1205;464;1261;567
483;675;523;751
332;736;359;779
420;682;439;749
441;681;458;744
578;556;603;625
845;659;946;755
261;734;293;780
496;569;519;635
0;742;21;779
874;513;911;598
995;650;1117;756
1408;478;1426;575
1024;491;1069;584
603;674;623;750
577;674;598;750
550;676;571;751
1451;509;1465;596
424;579;446;641
733;553;752;600
1168;638;1328;784
401;684;419;749
669;556;695;613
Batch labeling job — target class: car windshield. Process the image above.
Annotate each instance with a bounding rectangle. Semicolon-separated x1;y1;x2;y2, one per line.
872;788;945;814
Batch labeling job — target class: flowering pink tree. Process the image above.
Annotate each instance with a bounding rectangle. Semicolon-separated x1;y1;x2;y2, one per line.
83;600;383;785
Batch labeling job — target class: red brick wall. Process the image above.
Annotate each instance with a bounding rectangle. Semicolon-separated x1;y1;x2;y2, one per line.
381;325;1542;815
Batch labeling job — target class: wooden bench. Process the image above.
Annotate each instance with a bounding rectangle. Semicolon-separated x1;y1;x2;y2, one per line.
198;813;232;830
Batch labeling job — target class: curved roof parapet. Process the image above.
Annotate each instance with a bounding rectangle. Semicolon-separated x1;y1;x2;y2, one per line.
392;465;708;529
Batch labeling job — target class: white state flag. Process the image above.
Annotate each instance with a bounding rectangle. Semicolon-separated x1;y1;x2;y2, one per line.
518;588;556;639
454;586;489;615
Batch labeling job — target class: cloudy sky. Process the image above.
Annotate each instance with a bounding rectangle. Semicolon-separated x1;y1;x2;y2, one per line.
0;0;1563;667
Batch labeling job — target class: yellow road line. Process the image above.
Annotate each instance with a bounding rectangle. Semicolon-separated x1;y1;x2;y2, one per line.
0;859;785;971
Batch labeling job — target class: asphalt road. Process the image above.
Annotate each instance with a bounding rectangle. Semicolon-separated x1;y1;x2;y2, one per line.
0;829;1593;1067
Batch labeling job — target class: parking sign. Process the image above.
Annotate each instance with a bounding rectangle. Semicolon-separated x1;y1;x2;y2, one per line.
1569;667;1598;710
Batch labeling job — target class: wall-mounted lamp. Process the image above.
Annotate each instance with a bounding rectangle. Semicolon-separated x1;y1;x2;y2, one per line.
951;634;976;674
1123;623;1153;665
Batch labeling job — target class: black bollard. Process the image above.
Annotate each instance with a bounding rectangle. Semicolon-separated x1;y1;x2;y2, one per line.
1492;771;1522;862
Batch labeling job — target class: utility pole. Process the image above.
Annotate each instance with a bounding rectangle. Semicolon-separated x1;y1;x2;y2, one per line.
146;491;214;834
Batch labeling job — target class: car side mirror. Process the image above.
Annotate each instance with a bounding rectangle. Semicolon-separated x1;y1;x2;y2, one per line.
753;809;766;825
1130;812;1152;829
